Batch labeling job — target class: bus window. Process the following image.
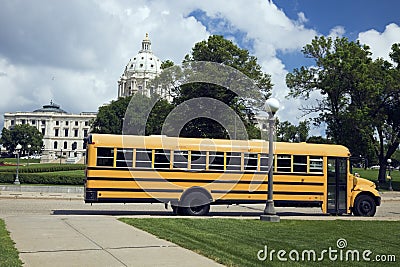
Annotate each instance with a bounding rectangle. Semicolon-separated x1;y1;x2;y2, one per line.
293;155;307;172
97;147;114;167
136;149;152;168
244;153;258;171
154;149;171;169
174;150;189;169
116;149;133;167
277;155;291;172
191;151;206;170
209;152;224;170
310;156;323;172
226;152;241;171
259;154;269;172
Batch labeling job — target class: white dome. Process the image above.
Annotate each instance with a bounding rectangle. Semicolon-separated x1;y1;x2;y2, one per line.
124;33;161;76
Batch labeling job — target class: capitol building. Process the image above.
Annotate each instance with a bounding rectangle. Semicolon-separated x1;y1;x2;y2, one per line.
3;102;96;162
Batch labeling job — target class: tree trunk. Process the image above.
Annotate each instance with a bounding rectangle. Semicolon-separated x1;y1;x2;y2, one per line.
378;163;387;183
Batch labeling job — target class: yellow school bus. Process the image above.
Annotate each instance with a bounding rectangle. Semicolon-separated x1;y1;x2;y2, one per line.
84;134;380;216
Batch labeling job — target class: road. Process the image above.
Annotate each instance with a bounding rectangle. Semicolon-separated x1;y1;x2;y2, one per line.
1;196;400;220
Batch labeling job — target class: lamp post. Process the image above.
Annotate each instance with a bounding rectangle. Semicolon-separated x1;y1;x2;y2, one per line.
260;98;280;222
14;144;22;185
387;159;393;191
27;144;31;166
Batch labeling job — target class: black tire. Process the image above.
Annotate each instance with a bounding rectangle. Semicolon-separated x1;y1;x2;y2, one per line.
353;194;376;217
171;205;184;215
180;191;211;216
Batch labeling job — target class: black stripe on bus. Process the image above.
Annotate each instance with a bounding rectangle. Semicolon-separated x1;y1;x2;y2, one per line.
210;190;324;196
90;188;184;193
86;176;324;186
86;166;324;176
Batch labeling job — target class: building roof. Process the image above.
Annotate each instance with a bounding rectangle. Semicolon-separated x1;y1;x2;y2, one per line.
33;101;68;114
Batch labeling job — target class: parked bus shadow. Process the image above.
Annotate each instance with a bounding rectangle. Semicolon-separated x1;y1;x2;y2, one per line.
52;209;330;217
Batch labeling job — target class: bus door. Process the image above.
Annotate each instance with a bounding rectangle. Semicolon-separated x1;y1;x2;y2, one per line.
327;157;347;214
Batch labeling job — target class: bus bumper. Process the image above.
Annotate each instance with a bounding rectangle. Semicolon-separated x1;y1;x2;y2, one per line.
85;190;98;202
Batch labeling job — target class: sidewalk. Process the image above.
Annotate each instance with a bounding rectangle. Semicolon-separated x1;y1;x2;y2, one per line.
5;215;223;267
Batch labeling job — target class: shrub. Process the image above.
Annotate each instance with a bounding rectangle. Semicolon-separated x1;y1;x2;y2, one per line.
0;164;85;173
0;172;84;185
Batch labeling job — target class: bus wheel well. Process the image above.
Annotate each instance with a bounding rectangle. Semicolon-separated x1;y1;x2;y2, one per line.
179;187;213;207
353;192;380;207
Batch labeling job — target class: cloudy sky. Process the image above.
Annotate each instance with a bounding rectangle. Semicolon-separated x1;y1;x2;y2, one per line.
1;0;399;135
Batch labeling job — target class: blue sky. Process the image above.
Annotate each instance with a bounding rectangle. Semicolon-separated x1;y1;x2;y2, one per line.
0;0;399;136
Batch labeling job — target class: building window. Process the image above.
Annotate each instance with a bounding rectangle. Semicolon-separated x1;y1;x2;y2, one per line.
74;129;78;137
21;119;26;124
83;129;88;137
65;121;69;126
56;121;59;126
85;121;89;126
41;120;45;125
54;141;58;149
55;129;59;137
75;121;78;126
31;120;36;125
64;129;69;137
71;142;77;150
11;120;15;125
64;141;68;149
41;128;45;135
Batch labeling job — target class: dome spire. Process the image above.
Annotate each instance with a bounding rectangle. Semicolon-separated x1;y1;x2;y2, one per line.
141;33;151;52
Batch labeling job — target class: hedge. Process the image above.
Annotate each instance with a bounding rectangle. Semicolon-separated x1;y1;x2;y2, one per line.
0;164;85;173
0;172;84;185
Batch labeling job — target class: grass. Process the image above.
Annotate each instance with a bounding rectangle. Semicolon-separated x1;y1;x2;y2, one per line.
353;168;400;191
0;219;22;267
120;218;400;267
0;158;40;164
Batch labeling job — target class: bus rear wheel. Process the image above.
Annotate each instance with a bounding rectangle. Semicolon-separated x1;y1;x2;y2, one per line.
353;195;376;217
180;191;211;216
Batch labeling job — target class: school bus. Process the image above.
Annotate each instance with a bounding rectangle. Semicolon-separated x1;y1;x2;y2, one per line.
84;134;380;216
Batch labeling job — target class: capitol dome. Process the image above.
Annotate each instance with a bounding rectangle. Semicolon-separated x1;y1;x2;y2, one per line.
125;33;161;76
118;33;165;99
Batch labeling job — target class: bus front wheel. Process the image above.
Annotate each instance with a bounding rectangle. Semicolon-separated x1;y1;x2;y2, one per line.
353;194;376;217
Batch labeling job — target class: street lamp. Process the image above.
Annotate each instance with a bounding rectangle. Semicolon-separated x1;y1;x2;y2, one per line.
260;98;280;222
387;159;393;191
14;144;22;185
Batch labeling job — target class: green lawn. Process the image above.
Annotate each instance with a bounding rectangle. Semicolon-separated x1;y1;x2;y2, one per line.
0;219;22;267
0;158;40;164
120;218;399;267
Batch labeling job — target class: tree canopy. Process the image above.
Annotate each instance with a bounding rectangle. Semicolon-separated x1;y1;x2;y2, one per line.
286;36;400;181
91;94;173;135
0;124;43;155
170;35;273;139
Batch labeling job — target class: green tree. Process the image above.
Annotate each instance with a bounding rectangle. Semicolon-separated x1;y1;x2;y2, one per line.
0;125;43;154
172;35;273;139
92;96;132;134
286;36;400;181
92;94;173;135
276;120;309;142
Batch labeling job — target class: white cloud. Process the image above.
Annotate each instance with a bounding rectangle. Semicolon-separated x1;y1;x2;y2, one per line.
358;23;400;61
329;26;346;38
0;0;319;130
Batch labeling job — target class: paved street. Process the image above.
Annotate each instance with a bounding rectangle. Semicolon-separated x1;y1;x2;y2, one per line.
1;191;400;219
